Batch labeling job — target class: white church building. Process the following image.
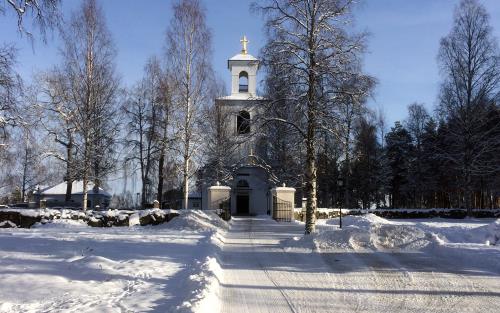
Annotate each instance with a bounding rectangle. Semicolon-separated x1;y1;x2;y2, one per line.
204;37;295;220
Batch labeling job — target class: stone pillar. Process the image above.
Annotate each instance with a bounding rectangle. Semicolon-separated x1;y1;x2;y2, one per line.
270;186;296;222
207;183;231;211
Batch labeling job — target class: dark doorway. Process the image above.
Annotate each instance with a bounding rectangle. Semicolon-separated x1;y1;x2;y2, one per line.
236;194;249;215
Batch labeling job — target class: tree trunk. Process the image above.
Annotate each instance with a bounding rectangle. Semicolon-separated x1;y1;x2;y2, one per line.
157;152;165;205
157;111;169;205
65;133;73;202
183;156;189;210
304;134;317;234
82;136;90;211
21;140;28;203
304;69;317;232
82;176;88;211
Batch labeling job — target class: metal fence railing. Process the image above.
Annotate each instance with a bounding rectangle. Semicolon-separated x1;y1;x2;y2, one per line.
272;196;292;222
217;198;231;221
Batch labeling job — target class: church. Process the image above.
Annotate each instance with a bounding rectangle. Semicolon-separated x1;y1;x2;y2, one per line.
204;37;295;220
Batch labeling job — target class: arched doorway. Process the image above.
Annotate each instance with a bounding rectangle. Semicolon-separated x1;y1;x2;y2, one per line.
236;179;250;215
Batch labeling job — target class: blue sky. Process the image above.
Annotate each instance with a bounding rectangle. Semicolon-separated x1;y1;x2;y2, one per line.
1;0;500;125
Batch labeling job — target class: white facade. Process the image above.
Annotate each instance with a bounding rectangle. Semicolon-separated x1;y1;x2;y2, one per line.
217;43;266;161
205;38;296;219
228;53;259;97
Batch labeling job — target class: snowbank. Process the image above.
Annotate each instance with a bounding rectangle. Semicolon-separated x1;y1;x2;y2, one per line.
308;214;435;252
0;209;227;313
166;210;227;313
166;209;229;232
288;214;500;253
485;219;500;245
32;218;89;229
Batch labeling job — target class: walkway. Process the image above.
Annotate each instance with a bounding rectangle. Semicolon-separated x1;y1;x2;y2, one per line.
219;217;339;312
219;216;500;313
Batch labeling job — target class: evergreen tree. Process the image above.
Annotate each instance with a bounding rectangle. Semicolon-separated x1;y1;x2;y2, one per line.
385;121;413;208
351;117;381;209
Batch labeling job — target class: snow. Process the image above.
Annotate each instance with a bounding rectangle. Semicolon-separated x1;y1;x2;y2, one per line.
0;220;17;228
0;210;224;313
36;180;111;196
221;215;500;312
307;214;500;251
229;53;258;61
33;218;89;229
1;210;499;312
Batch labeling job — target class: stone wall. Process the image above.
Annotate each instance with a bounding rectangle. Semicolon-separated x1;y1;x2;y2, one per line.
0;208;179;228
293;208;500;221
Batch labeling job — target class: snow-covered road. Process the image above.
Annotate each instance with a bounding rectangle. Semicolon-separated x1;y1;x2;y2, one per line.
219;217;500;313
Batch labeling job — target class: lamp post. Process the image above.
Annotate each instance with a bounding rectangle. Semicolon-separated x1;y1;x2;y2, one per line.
337;178;343;229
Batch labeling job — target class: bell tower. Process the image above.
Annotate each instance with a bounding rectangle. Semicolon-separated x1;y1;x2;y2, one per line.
228;35;260;97
216;36;265;160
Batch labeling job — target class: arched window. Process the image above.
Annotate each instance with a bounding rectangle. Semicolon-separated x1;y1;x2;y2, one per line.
237;110;250;135
239;71;248;92
236;180;249;188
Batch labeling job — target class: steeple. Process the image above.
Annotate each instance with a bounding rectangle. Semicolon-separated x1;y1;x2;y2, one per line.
228;36;260;97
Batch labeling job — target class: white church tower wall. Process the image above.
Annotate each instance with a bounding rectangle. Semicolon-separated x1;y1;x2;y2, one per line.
207;36;294;219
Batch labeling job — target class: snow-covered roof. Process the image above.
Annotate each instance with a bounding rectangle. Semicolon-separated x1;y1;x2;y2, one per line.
217;94;266;101
229;53;258;61
38;181;111;197
188;192;201;198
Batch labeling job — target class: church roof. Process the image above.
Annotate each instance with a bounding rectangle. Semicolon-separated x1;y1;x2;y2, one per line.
36;181;111;197
229;53;258;61
217;94;266;101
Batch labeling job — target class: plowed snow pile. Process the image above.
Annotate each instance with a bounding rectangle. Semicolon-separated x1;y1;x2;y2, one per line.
289;214;500;253
166;209;229;232
313;214;436;252
485;219;500;245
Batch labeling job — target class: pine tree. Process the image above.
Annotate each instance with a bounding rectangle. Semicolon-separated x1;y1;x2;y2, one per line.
351;117;381;209
385;121;413;208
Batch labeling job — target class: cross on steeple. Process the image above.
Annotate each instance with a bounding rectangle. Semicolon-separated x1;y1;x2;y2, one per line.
240;35;249;54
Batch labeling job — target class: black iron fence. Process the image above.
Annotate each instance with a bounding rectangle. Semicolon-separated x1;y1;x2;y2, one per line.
217;198;231;221
272;196;292;222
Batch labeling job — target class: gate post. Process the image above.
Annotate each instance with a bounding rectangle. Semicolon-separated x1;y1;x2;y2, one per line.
207;182;231;215
270;185;296;222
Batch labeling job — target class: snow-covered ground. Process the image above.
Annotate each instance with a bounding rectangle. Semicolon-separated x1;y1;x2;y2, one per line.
219;215;500;312
280;215;500;312
0;210;226;313
1;212;499;312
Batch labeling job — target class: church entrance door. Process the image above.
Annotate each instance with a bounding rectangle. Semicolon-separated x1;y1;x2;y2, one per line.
236;194;249;215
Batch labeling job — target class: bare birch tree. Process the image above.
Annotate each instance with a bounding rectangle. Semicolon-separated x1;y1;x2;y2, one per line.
0;44;22;148
165;0;214;210
58;0;120;210
256;0;373;233
200;81;240;185
156;69;175;204
36;69;79;202
123;57;165;207
1;0;61;41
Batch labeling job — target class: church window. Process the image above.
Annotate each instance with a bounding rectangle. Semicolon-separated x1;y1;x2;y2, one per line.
237;110;251;135
239;71;249;92
236;180;249;188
